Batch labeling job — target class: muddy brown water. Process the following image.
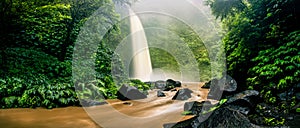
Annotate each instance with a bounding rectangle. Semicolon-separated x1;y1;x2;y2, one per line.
0;83;208;128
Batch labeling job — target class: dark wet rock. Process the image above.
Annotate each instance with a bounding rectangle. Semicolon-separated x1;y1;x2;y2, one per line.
227;104;251;115
254;103;281;118
80;99;107;107
207;75;238;100
152;79;181;91
155;80;167;90
207;83;222;100
175;81;182;87
296;93;300;100
116;84;147;101
172;88;193;100
223;90;259;115
164;79;181;91
286;114;300;127
278;92;288;101
184;101;212;115
163;116;199;128
157;90;166;97
166;79;181;87
223;75;237;92
294;83;300;101
275;83;300;102
295;83;300;89
201;79;213;89
163;106;255;128
201;78;218;89
225;90;259;105
277;90;295;101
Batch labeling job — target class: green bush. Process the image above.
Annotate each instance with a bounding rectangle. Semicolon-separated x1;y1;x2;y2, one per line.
0;48;78;108
1;48;71;80
0;76;78;109
247;31;300;104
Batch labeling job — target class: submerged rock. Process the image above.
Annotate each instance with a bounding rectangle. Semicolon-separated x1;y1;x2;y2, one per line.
116;84;147;101
172;88;193;100
157;90;166;97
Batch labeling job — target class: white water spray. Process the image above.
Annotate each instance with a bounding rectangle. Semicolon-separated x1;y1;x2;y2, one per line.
129;9;153;81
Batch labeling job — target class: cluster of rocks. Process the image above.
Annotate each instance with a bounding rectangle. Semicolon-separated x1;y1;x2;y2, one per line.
163;75;261;128
152;79;194;101
164;89;260;128
145;79;182;91
116;79;191;101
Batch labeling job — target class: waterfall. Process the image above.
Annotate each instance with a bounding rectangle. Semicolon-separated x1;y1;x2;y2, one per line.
129;9;153;81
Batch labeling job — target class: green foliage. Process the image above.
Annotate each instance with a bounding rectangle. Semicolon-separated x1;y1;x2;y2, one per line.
0;47;78;108
149;48;180;73
219;98;227;105
75;80;106;101
20;3;71;58
0;0;131;108
248;31;300;103
181;111;193;115
263;117;285;126
129;79;151;93
296;108;300;113
1;48;71;80
202;98;227;115
0;76;78;109
205;0;246;20
207;0;299;126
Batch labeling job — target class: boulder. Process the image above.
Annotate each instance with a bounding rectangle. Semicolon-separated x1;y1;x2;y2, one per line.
155;80;167;90
207;75;237;100
223;75;237;92
201;78;218;89
116;84;147;101
157;90;166;97
225;90;259;105
172;88;193;100
166;79;181;87
163;107;255;128
164;79;181;91
207;83;222;100
223;90;259;115
184;101;212;115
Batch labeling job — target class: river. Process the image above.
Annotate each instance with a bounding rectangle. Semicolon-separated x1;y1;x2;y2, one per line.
0;82;208;128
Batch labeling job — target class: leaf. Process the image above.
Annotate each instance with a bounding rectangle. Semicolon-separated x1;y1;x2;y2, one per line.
219;98;228;105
